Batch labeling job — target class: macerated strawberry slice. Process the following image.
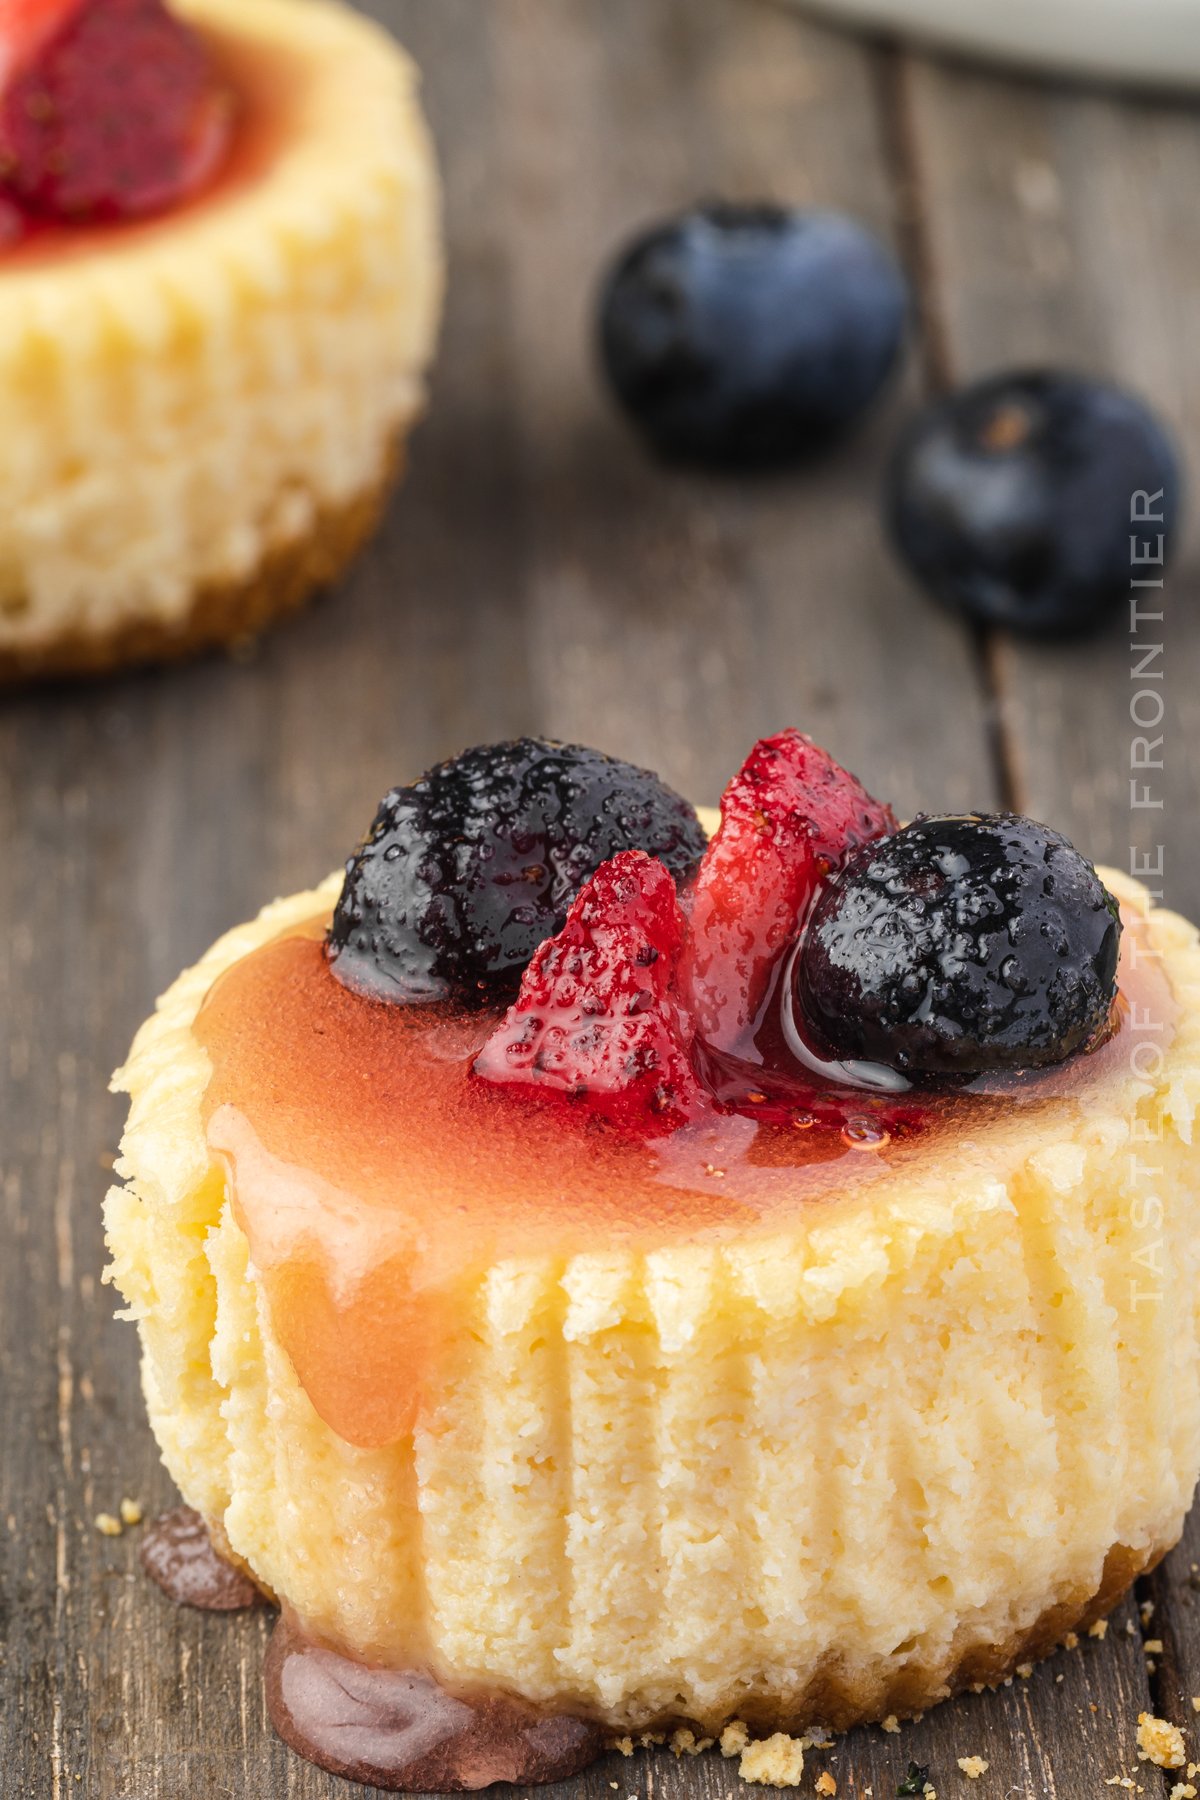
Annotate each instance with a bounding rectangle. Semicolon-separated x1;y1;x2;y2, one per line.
0;0;233;223
681;730;896;1048
473;849;708;1132
0;0;79;87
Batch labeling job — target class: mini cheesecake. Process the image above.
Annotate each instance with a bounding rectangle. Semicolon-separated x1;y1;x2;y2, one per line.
106;737;1200;1787
0;0;441;680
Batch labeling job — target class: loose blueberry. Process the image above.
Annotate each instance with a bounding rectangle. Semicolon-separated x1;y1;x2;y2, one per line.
327;738;708;1006
794;813;1121;1078
598;203;908;470
886;369;1182;636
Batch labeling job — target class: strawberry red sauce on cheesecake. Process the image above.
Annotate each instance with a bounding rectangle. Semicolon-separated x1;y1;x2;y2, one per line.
194;733;1169;1454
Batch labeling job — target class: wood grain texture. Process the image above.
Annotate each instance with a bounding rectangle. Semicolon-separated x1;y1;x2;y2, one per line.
895;36;1200;1785
0;0;1193;1795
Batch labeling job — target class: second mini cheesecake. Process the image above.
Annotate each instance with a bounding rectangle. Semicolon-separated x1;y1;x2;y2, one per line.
0;0;442;680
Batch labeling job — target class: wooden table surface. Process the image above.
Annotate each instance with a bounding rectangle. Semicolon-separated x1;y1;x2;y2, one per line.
3;1;1199;1795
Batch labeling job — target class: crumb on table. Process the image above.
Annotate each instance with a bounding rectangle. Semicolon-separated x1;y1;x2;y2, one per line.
1137;1713;1187;1770
738;1732;806;1788
721;1721;750;1759
670;1728;714;1757
957;1757;989;1779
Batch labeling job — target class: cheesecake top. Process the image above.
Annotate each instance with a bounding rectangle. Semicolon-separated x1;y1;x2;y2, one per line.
190;735;1168;1448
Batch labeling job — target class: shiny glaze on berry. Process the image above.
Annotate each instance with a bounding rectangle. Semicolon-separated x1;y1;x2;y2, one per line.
794;814;1121;1077
328;740;706;1008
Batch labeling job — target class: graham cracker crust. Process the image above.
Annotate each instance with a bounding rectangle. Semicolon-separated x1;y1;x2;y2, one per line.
702;1539;1168;1737
0;445;401;685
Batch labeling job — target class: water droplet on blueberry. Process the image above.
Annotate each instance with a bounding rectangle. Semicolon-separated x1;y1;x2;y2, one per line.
328;739;707;1006
794;813;1121;1078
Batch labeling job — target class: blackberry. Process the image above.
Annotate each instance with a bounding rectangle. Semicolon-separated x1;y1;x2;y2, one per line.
328;738;707;1006
598;204;907;470
794;814;1121;1078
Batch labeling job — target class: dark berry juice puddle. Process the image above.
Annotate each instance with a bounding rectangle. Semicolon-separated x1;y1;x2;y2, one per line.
266;1612;606;1792
141;1507;265;1612
140;1511;605;1789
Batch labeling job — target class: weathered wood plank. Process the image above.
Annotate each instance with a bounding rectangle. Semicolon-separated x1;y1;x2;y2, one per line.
898;36;1200;1779
896;51;1200;915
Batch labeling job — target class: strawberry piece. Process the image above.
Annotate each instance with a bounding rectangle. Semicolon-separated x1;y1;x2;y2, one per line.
0;0;233;223
473;849;708;1132
0;186;23;244
681;730;896;1049
0;0;81;87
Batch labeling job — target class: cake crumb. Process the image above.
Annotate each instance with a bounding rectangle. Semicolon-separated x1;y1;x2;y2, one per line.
738;1732;806;1788
1016;1663;1034;1679
1169;1784;1196;1800
1145;1640;1165;1656
1141;1601;1156;1628
721;1722;751;1759
637;1732;666;1748
612;1737;633;1757
671;1729;714;1757
815;1774;837;1796
957;1758;988;1780
93;1513;122;1538
881;1715;901;1734
1090;1620;1110;1640
1063;1631;1079;1650
1137;1712;1186;1770
1192;1700;1200;1714
1189;1768;1200;1783
119;1497;143;1527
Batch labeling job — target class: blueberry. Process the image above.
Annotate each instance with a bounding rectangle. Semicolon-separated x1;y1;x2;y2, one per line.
794;813;1121;1078
327;739;707;1006
886;370;1182;636
597;203;908;470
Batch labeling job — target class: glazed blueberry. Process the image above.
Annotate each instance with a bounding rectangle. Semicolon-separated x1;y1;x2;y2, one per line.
794;813;1121;1078
598;204;908;470
886;370;1182;636
328;738;707;1006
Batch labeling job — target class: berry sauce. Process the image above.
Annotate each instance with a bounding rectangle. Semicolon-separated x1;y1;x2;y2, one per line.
266;1611;606;1791
194;900;1173;1454
141;1506;265;1612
